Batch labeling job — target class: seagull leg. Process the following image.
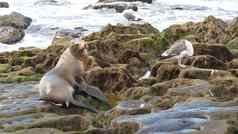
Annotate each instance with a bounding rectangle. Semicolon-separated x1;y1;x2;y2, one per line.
178;55;186;68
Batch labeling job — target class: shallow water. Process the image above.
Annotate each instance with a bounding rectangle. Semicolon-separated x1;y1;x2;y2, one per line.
0;0;238;52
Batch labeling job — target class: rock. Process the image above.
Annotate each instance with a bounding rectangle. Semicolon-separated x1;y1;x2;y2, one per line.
227;17;238;39
106;100;151;118
123;11;142;21
0;12;32;29
179;68;213;80
152;62;180;82
85;66;137;92
179;67;231;80
14;128;64;134
149;80;174;96
98;0;152;4
111;121;140;134
163;16;230;44
4;115;90;132
0;2;9;8
193;43;233;62
167;80;210;97
0;26;25;44
226;37;238;56
120;86;150;99
51;28;85;47
87;3;138;13
228;58;238;69
34;0;70;6
209;76;238;101
183;55;227;70
16;67;34;76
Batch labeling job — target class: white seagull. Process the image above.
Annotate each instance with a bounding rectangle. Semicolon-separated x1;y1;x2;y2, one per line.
161;39;194;68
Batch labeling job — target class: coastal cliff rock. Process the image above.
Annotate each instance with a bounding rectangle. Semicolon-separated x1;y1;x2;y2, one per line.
0;17;238;134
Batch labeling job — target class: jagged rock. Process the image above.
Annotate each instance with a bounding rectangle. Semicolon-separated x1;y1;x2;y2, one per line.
163;16;230;44
85;66;136;92
86;3;138;13
0;26;25;44
0;12;32;29
0;2;9;8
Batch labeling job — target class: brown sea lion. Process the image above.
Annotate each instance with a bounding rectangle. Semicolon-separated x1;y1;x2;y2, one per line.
39;40;108;112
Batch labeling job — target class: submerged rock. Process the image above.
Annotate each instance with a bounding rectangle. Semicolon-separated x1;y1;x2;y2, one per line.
86;3;138;13
0;26;25;44
0;2;9;8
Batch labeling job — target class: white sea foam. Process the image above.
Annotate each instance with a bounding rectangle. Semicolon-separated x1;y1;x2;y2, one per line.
0;0;238;52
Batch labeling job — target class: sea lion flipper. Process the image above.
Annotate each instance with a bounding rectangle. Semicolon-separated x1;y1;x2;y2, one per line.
83;84;109;105
70;97;98;113
73;83;109;105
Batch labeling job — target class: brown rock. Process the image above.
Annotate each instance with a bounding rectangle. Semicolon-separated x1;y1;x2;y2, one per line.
85;66;136;92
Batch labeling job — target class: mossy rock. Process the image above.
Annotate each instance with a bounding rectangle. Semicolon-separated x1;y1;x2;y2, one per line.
226;37;238;56
0;64;10;73
0;73;42;83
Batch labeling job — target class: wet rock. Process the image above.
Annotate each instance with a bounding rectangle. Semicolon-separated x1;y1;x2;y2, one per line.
85;66;136;92
87;3;138;13
123;11;142;21
14;128;64;134
51;28;85;47
0;12;32;29
98;0;152;4
0;2;9;8
0;26;25;44
34;0;70;6
106;100;151;118
4;115;90;132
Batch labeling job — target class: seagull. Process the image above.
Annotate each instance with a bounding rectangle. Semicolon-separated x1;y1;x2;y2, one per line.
161;39;194;68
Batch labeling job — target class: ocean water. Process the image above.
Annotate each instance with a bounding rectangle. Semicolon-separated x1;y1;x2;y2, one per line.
0;0;238;52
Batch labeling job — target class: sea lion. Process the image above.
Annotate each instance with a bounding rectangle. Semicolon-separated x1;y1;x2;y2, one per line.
39;40;108;112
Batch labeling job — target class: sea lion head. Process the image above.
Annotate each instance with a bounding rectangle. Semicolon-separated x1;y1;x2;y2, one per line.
70;40;89;60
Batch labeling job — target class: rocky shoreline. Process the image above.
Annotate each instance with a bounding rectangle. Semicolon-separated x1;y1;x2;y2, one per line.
0;15;238;134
